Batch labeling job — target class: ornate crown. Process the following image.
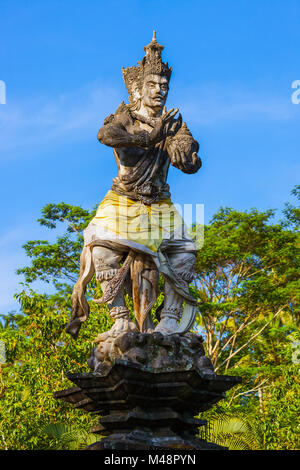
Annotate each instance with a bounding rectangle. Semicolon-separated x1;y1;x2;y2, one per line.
122;31;172;103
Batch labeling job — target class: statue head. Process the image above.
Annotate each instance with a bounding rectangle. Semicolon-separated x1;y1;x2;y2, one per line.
122;31;172;113
141;73;169;114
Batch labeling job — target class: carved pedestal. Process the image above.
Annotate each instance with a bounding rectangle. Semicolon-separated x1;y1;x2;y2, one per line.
54;335;241;450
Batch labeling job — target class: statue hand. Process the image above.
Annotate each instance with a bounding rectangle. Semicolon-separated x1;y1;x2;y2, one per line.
172;149;202;174
149;107;179;145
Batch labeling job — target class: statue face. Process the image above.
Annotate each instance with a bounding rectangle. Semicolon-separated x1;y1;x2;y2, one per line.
141;74;169;111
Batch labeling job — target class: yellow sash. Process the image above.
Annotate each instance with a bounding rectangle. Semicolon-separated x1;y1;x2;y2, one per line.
91;190;185;252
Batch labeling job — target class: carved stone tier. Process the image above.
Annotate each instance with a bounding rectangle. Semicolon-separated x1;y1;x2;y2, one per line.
54;355;241;450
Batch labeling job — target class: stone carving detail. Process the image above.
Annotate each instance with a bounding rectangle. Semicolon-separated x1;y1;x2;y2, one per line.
122;31;172;104
66;30;203;359
55;32;242;451
54;361;241;450
88;331;215;376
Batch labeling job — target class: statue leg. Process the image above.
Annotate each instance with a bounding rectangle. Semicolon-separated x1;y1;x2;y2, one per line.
155;251;196;335
92;246;138;341
130;254;158;333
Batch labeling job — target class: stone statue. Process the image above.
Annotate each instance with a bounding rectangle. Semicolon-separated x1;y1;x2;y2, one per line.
66;32;203;365
56;34;241;450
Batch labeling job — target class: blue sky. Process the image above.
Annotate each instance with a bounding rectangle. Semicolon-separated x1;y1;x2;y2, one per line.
0;0;299;314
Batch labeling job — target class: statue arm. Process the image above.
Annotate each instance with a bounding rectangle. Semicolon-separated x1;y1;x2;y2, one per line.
166;122;202;174
97;121;151;149
98;105;179;150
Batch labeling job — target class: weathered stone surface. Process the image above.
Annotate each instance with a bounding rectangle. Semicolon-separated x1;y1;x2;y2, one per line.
54;360;241;450
53;33;242;451
88;331;212;374
66;32;203;343
86;429;225;450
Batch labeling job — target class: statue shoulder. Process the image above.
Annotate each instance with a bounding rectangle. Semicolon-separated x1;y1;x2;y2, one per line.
102;102;133;128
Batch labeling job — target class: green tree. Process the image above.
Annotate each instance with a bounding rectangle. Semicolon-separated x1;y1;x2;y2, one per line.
0;203;107;449
16;202;96;290
0;288;111;449
193;206;299;373
194;186;300;450
0;188;299;449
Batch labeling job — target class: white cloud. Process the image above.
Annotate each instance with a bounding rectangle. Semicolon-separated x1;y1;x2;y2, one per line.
0;80;298;313
0;250;26;313
0;228;23;249
172;82;298;126
0;80;298;160
0;223;58;315
0;80;123;157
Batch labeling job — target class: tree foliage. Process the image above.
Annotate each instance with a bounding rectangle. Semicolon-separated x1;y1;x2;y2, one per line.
199;411;260;450
16;203;96;288
0;288;111;449
0;188;299;450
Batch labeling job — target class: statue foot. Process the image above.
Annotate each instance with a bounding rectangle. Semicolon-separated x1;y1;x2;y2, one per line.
95;317;138;343
91;316;138;372
154;317;179;335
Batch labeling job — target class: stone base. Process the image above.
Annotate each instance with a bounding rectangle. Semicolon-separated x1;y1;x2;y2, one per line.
87;428;223;450
54;359;241;450
88;331;214;374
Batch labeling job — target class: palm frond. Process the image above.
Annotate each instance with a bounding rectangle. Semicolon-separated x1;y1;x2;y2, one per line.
201;413;261;450
42;423;98;450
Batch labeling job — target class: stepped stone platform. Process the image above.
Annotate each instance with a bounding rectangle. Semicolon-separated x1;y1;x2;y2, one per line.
54;356;241;450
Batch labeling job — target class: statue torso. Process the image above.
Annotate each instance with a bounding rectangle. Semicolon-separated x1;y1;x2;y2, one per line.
99;102;200;204
111;108;172;204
